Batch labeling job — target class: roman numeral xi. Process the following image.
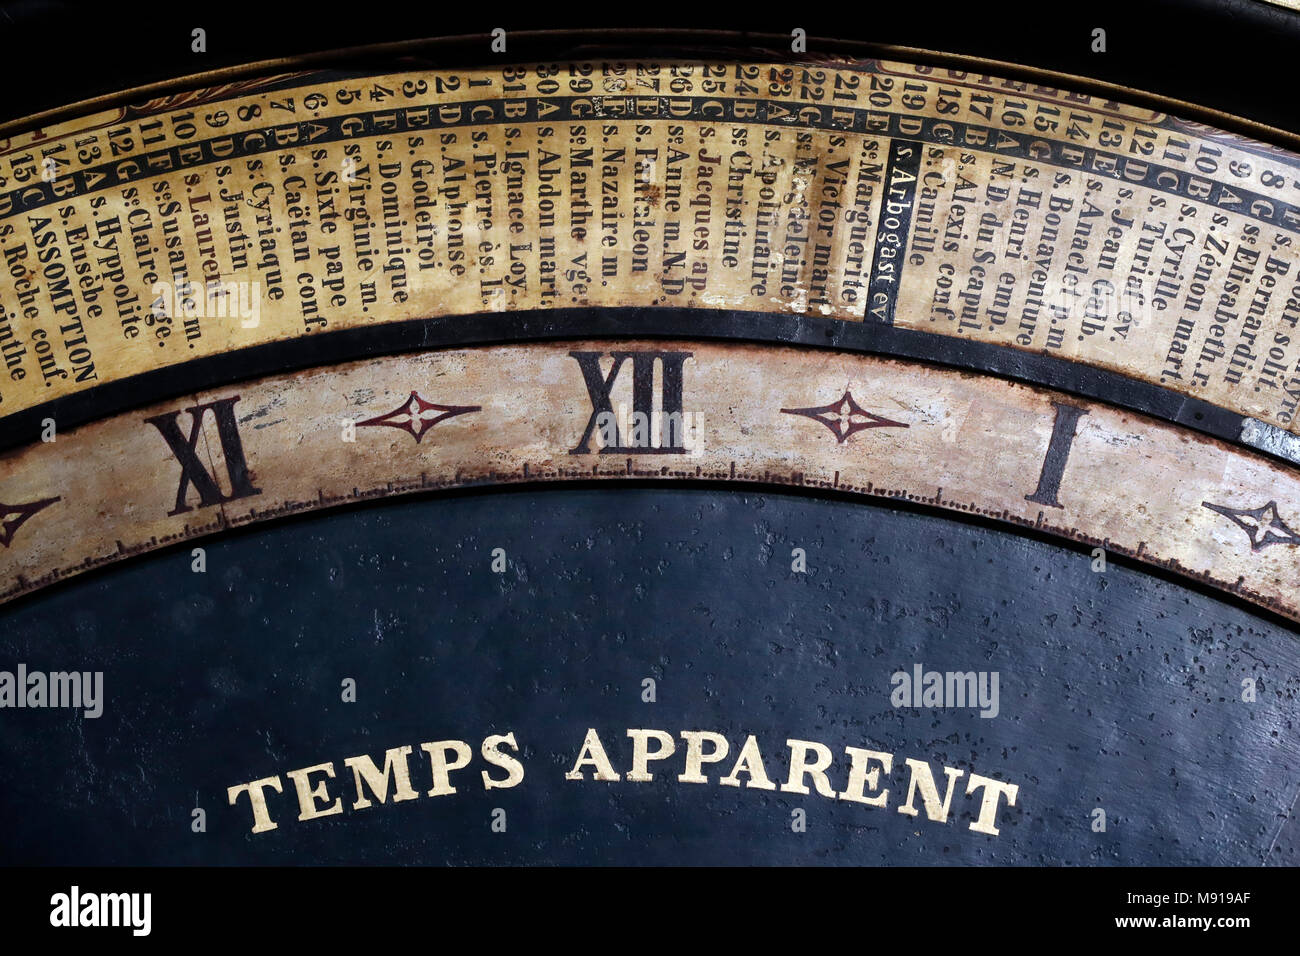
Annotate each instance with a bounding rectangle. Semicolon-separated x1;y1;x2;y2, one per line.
144;396;262;516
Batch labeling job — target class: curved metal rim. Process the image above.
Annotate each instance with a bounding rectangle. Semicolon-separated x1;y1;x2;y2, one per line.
0;307;1272;467
1;30;1298;152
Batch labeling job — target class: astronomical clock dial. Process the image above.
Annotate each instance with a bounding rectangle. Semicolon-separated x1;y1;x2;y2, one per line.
0;21;1296;890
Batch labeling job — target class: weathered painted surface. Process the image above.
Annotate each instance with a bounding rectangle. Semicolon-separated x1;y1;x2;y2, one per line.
2;57;1300;438
0;488;1295;865
3;342;1300;619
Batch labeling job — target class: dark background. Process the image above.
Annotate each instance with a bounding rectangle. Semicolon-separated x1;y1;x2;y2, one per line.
0;0;1298;136
1;488;1295;865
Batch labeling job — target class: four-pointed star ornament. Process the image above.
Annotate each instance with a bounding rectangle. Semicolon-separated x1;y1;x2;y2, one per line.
356;392;481;444
780;389;908;444
1202;499;1300;552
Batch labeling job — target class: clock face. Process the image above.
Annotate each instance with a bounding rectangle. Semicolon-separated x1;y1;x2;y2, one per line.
0;41;1298;866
